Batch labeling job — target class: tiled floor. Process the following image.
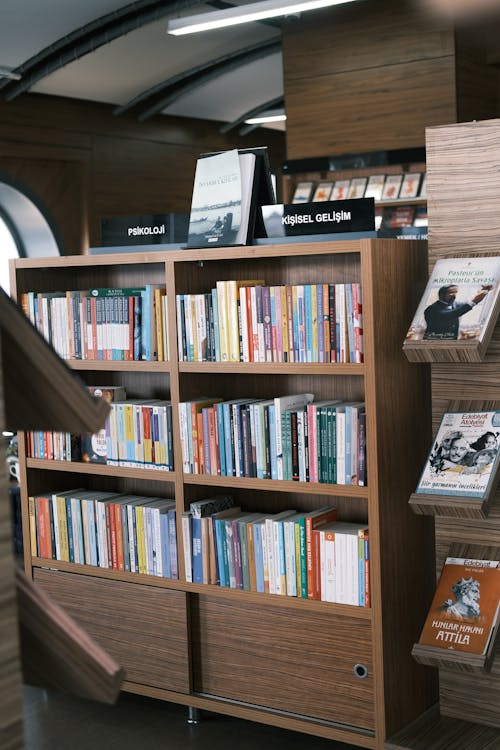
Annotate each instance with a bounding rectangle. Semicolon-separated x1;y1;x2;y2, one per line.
23;686;356;750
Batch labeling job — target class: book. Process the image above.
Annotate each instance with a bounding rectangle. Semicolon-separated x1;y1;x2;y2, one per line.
405;257;500;343
291;181;313;203
381;174;403;200
311;182;333;202
187;147;273;247
413;205;428;227
348;177;368;199
399;172;421;199
364;174;385;201
81;386;126;464
416;409;500;499
418;556;500;657
331;180;351;201
382;205;415;228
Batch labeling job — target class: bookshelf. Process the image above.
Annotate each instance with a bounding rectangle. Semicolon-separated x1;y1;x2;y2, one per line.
12;238;436;750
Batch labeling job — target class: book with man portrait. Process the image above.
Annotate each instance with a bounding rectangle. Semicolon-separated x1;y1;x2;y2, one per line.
403;256;500;362
416;409;500;499
417;556;500;658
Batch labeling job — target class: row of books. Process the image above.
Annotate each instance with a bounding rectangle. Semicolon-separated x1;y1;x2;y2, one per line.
27;397;174;471
376;205;428;230
176;281;363;364
20;285;169;361
179;395;366;486
183;497;370;605
29;488;179;579
292;172;426;204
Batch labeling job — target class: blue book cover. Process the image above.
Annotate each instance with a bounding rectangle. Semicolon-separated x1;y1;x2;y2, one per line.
191;516;203;583
215;518;228;587
358;534;365;607
160;512;171;578
216;402;227;476
223;401;234;477
65;497;75;563
253;521;265;593
74;497;85;564
167;509;178;579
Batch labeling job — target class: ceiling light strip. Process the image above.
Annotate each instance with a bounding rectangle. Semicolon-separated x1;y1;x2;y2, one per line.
168;0;358;35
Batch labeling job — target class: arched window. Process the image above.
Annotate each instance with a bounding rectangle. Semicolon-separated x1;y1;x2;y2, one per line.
0;178;61;295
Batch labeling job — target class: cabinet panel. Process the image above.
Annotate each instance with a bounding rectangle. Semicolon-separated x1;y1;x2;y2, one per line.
191;595;374;730
34;569;190;693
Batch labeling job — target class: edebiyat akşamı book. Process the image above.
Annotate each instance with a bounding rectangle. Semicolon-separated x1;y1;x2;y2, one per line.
416;409;500;498
187;147;274;248
405;256;500;343
418;556;500;656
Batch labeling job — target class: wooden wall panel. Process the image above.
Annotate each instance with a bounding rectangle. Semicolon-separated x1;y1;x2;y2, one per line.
282;0;456;159
34;569;191;694
0;94;285;252
284;57;456;158
425;119;500;735
426;119;500;259
191;595;375;730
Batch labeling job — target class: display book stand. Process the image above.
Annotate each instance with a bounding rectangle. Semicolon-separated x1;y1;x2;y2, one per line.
0;287;124;750
12;237;437;750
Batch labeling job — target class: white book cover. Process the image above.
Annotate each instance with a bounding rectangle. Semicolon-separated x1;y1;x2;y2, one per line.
292;181;313;203
400;172;422;199
405;256;500;343
364;174;385;200
187;150;256;247
312;181;333;202
381;174;403;200
348;177;368;199
416;410;500;498
331;180;351;201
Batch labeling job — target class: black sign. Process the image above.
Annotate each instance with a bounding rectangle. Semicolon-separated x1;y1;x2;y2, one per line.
101;213;190;247
259;199;374;238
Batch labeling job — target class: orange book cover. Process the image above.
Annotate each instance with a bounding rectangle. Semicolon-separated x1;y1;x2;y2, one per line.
305;506;338;599
418;557;500;655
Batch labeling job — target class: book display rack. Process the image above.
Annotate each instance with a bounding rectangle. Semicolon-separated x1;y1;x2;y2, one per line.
389;119;500;749
12;237;436;750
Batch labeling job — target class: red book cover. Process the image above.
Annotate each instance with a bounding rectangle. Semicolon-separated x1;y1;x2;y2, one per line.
114;503;124;572
306;507;338;599
286;286;294;363
36;495;51;559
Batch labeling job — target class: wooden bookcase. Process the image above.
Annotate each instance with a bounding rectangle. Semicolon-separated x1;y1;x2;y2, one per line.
11;238;437;750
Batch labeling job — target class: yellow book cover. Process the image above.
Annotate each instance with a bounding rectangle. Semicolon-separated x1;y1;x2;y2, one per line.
56;494;70;562
135;504;147;574
154;288;165;362
226;279;265;362
28;496;37;556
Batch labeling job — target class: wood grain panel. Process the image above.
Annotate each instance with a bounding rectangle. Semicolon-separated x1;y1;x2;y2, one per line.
285;57;456;159
34;569;190;693
282;1;454;82
427;119;500;260
386;704;500;749
361;240;437;737
191;594;375;730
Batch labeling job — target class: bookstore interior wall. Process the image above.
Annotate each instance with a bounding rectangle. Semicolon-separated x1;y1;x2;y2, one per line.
13;237;437;750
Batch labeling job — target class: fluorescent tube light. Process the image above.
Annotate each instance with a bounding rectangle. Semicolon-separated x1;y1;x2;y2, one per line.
245;114;287;124
0;65;21;81
168;0;358;35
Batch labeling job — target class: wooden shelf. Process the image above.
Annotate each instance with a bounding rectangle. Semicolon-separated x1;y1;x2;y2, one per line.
31;558;373;619
179;361;365;375
183;472;369;497
375;198;426;208
26;458;176;482
14;239;436;750
411;642;493;674
67;360;172;372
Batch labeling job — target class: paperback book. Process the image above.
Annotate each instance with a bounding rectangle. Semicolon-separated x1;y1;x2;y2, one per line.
418;556;500;656
187;147;273;248
405;257;500;343
416;409;500;498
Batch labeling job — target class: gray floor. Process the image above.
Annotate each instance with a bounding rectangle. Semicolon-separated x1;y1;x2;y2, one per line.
23;686;356;750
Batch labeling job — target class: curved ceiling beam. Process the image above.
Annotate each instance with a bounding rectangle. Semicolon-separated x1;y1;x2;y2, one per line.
219;94;284;134
0;0;206;101
113;37;281;122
